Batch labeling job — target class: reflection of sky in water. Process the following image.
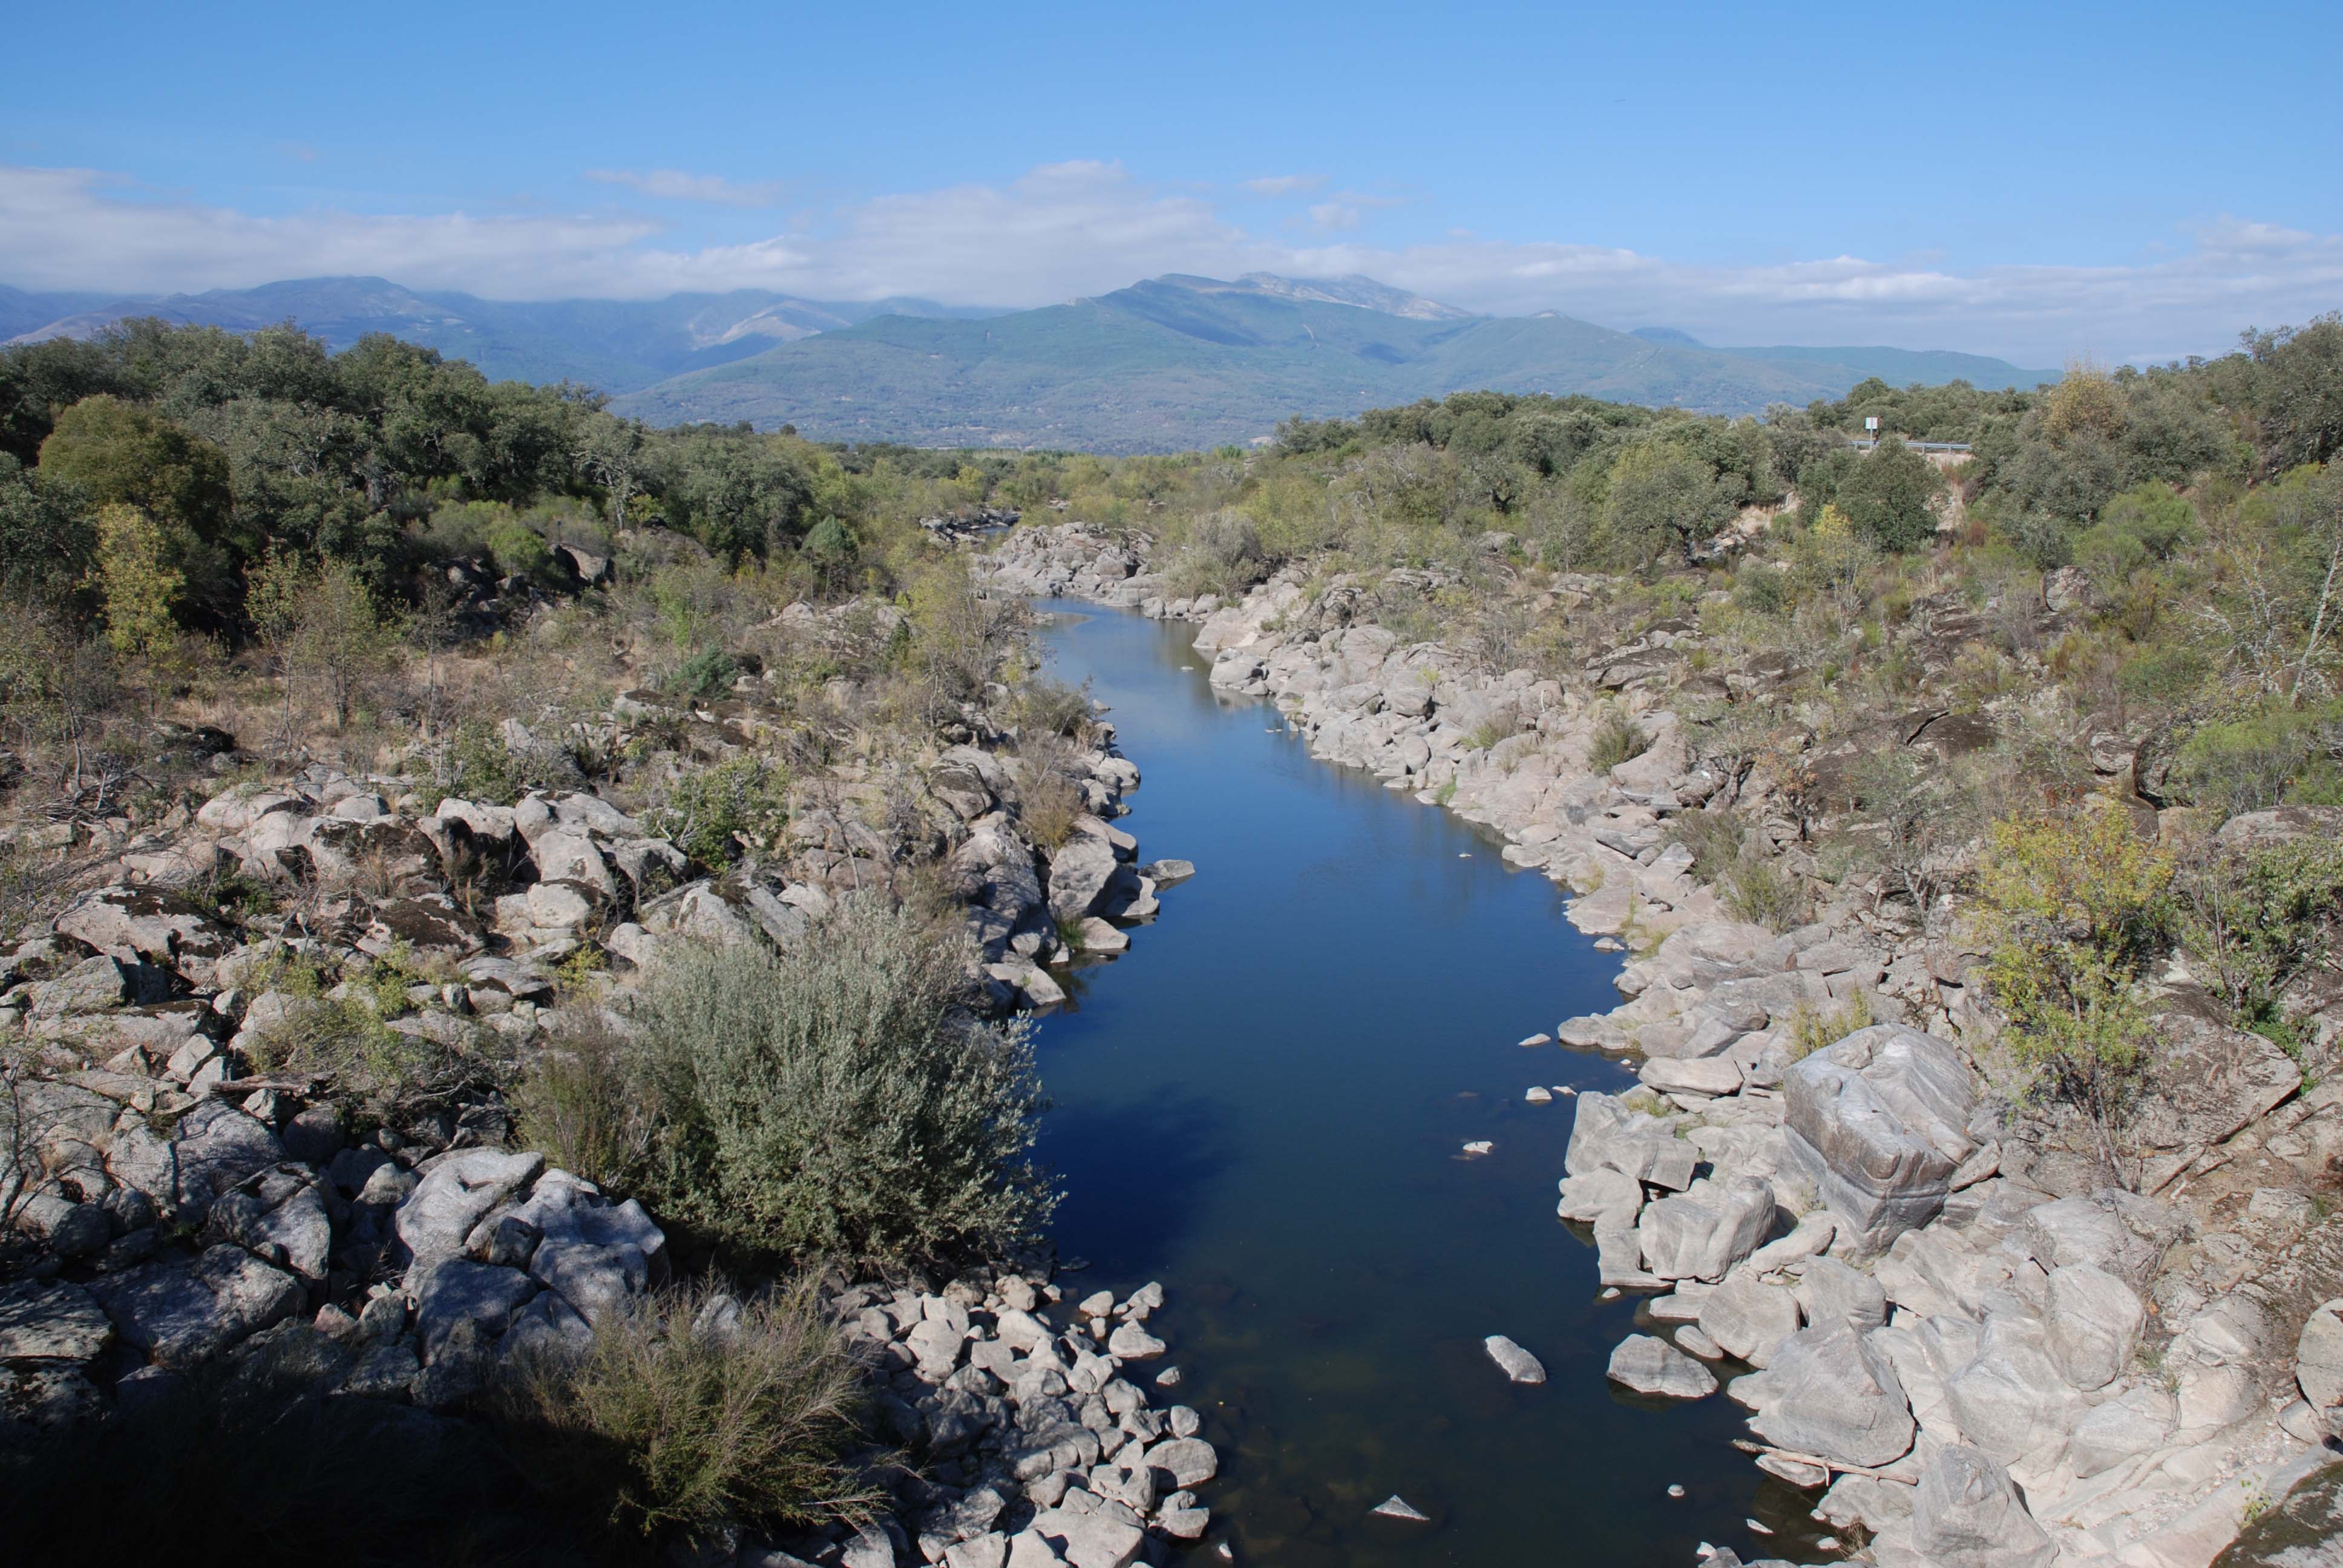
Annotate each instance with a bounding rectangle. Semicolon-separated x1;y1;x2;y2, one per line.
1027;603;1826;1567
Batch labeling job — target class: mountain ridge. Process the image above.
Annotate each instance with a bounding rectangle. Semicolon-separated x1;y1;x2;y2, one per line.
0;272;2051;450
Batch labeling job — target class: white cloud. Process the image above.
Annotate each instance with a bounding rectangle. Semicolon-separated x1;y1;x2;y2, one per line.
1242;174;1324;197
4;160;2339;364
585;168;781;207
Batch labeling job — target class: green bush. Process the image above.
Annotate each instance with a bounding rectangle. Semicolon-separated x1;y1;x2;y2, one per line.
498;1276;874;1541
1587;705;1653;774
1732;561;1789;615
2173;706;2336;814
637;901;1054;1266
671;648;741;702
649;756;790;869
2174;839;2343;1044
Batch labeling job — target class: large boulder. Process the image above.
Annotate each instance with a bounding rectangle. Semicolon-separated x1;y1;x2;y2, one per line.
1743;1324;1915;1468
1892;1445;2053;1568
1942;1310;2082;1464
2133;1010;2304;1154
2298;1298;2343;1414
1565;1091;1687;1185
0;1279;114;1361
2042;1264;2145;1391
87;1244;304;1365
1043;825;1122;923
1638;1176;1775;1283
1700;1272;1804;1367
1782;1025;1975;1252
393;1149;545;1267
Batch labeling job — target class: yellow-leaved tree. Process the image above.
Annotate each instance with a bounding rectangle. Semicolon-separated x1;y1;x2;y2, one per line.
1974;796;2174;1187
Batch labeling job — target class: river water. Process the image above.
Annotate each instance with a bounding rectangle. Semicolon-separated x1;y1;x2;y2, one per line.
1026;601;1821;1567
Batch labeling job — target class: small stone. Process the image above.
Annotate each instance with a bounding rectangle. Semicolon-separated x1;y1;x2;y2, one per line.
1371;1496;1430;1522
1525;1086;1554;1104
1519;1033;1552;1047
1461;1141;1494;1157
1484;1334;1546;1384
1667;1484;1686;1498
1154;1365;1182;1388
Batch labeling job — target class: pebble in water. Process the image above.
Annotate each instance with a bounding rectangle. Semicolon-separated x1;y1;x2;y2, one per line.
1524;1086;1553;1104
1667;1484;1686;1498
1461;1140;1494;1157
1371;1496;1432;1522
1518;1033;1553;1047
1559;1085;1579;1096
1156;1365;1183;1387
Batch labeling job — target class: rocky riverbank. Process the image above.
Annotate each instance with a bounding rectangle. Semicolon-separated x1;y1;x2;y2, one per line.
0;573;1219;1566
978;521;2343;1568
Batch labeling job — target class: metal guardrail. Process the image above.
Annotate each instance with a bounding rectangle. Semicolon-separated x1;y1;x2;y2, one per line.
1850;439;1972;453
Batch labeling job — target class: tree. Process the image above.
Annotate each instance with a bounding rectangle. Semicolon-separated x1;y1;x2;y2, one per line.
1834;436;1944;551
36;396;232;541
90;505;182;661
1601;440;1743;567
0;454;96;606
1974;798;2175;1186
575;416;649;528
249;549;397;734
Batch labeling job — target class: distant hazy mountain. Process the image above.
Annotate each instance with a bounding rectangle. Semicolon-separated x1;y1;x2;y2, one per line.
2;272;2051;450
617;274;2051;450
1633;325;2051;390
1;277;1008;394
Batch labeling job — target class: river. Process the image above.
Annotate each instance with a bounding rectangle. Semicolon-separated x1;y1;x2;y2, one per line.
1027;601;1823;1566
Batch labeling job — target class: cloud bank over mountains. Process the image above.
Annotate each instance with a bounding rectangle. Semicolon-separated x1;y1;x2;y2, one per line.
4;158;2335;364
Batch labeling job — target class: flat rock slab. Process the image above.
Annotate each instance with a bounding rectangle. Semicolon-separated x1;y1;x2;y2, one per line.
87;1244;303;1366
1485;1334;1547;1384
1372;1495;1432;1521
1607;1333;1719;1399
0;1279;114;1361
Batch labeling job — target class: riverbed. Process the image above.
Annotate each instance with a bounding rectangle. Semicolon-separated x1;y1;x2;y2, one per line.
1028;601;1820;1567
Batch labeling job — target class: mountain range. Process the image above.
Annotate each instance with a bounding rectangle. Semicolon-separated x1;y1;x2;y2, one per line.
2;273;2052;452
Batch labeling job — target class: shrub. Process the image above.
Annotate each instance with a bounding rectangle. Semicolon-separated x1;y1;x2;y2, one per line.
1733;561;1789;615
1011;748;1086;851
1784;996;1874;1061
1164;509;1264;599
1586;705;1653;774
636;901;1054;1266
510;1016;658;1193
2172;838;2343;1041
498;1276;874;1540
1720;855;1809;932
1975;799;2175;1183
2172;705;2336;814
1014;675;1097;742
671;648;741;702
649;756;790;869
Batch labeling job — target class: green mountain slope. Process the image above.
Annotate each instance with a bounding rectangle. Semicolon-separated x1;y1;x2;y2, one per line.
615;276;2030;450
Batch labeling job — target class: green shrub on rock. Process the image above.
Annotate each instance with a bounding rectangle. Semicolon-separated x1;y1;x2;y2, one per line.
637;900;1054;1267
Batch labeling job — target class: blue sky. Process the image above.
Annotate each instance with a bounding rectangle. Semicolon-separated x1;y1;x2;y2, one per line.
3;0;2338;363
